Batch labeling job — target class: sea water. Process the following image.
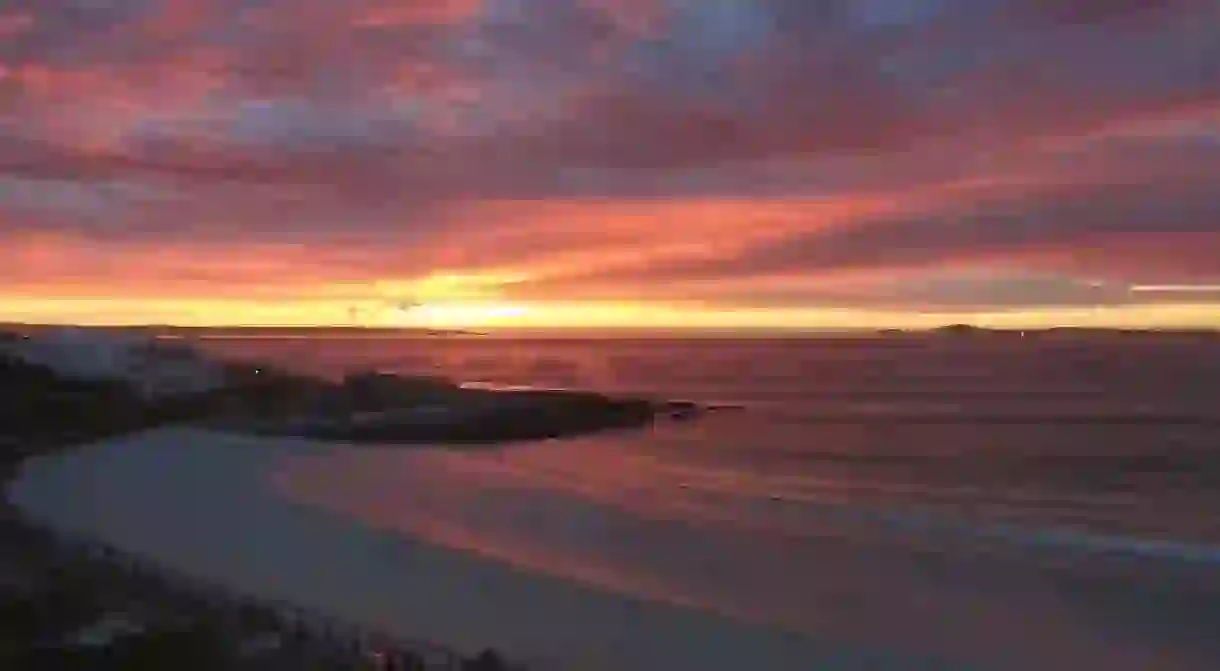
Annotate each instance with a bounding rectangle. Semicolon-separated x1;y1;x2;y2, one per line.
196;333;1220;669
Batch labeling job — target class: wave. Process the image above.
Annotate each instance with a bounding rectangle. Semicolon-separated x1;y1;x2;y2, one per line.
721;443;1220;476
301;442;1217;569
968;523;1220;564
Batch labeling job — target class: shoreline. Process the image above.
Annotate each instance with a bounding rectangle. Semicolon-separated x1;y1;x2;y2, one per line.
0;344;702;668
10;327;1220;669
8;428;967;671
0;336;716;668
1;432;480;666
31;426;1220;671
1;430;488;669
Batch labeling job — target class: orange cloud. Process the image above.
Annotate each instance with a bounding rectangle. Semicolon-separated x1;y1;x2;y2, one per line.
3;0;1219;328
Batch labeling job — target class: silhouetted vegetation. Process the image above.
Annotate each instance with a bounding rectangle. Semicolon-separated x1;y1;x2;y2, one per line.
299;380;662;444
463;648;513;670
0;353;146;452
2;342;547;670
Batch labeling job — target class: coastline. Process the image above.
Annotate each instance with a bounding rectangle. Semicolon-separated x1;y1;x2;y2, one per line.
7;428;965;671
0;334;713;669
22;426;1220;671
1;430;479;669
9;330;1220;669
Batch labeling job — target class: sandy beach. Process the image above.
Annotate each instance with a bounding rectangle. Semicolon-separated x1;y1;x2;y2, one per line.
13;421;1220;671
5;427;968;671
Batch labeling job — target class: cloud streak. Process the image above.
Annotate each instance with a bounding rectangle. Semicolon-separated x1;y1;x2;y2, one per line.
2;0;1219;323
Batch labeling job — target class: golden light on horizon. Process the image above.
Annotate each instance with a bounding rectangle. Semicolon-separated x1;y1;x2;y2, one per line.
374;273;528;304
395;301;531;328
4;290;1220;331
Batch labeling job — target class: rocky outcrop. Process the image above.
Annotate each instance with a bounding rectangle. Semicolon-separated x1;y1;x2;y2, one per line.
253;372;723;444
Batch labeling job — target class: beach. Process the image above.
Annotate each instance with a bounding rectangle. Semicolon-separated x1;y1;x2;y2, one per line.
6;427;967;671
8;333;1220;669
5;0;1217;666
9;422;1220;670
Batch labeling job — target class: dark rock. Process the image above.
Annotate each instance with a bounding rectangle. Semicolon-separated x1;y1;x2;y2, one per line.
464;648;510;671
342;371;458;407
662;401;705;421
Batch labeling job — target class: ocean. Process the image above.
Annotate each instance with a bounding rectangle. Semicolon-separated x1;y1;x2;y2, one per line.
189;333;1220;669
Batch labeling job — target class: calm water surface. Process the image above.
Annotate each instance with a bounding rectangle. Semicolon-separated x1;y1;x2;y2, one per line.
195;334;1220;669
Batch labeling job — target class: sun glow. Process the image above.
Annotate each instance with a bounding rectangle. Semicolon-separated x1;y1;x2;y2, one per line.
375;273;527;303
396;301;531;328
6;292;1220;330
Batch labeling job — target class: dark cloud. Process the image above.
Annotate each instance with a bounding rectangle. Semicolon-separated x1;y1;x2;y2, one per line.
1012;0;1207;27
4;0;1217;181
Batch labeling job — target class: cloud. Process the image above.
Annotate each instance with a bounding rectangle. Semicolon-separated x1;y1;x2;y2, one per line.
1009;0;1208;27
1;0;1219;318
4;0;1217;183
499;134;1220;307
679;271;1140;312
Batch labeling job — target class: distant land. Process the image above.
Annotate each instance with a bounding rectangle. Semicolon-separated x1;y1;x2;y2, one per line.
0;324;486;339
2;323;1218;341
915;324;1220;339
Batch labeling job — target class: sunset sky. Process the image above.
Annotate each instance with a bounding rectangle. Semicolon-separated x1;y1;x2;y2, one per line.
2;0;1219;329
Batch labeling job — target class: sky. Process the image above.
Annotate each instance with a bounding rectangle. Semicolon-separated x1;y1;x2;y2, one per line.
2;0;1219;329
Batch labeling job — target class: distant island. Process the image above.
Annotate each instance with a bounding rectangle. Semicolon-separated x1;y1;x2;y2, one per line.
5;322;1219;342
882;325;1220;339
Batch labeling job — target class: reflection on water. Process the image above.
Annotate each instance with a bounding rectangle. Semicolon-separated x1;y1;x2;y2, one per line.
202;335;1220;669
